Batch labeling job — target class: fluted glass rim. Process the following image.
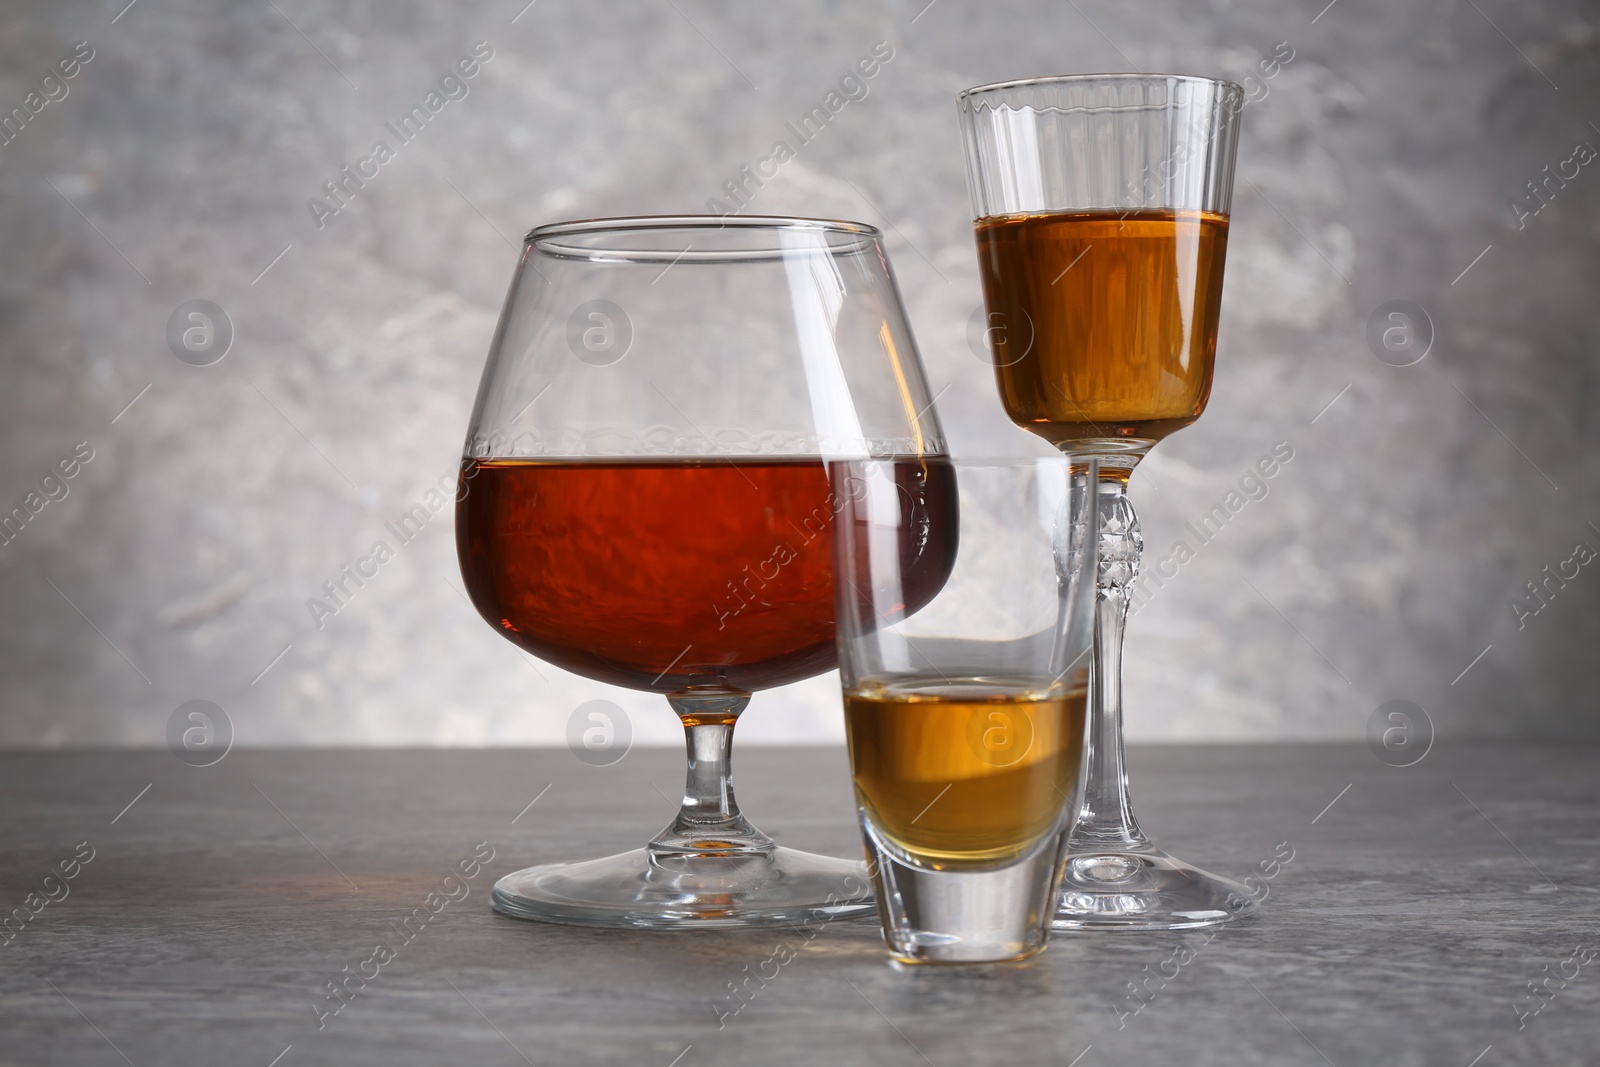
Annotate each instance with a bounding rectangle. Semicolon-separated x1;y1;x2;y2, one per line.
958;72;1245;109
526;214;883;263
956;71;1245;217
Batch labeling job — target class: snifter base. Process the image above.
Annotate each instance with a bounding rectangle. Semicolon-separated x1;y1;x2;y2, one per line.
1053;847;1257;931
491;846;876;929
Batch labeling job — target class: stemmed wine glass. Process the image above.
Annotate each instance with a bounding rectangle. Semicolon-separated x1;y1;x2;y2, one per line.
456;215;951;928
959;75;1255;928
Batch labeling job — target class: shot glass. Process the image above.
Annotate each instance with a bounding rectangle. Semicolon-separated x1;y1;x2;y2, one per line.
830;456;1097;964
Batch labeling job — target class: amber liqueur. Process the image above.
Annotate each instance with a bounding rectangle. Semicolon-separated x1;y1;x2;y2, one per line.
975;209;1229;448
457;456;956;694
845;677;1087;869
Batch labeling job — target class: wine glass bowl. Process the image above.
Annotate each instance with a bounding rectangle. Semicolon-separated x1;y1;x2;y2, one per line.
456;215;951;928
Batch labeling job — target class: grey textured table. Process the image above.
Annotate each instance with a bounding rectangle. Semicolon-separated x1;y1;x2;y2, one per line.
2;744;1595;1066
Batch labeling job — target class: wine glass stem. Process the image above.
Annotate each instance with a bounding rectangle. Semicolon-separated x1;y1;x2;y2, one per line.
649;690;775;858
1070;475;1151;853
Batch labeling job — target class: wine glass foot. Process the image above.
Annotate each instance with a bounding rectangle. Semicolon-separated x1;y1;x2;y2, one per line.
1052;846;1258;931
491;846;876;929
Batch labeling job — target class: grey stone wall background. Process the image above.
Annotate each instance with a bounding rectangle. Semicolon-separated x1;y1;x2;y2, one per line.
1;0;1596;747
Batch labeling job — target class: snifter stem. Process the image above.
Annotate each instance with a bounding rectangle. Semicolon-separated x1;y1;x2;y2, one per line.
649;690;775;857
1070;472;1150;852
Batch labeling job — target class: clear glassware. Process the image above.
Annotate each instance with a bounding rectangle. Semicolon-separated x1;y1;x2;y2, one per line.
831;457;1099;963
958;75;1257;929
456;215;951;928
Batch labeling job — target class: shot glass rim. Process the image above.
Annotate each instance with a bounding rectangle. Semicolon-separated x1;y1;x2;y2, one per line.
832;454;1077;469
